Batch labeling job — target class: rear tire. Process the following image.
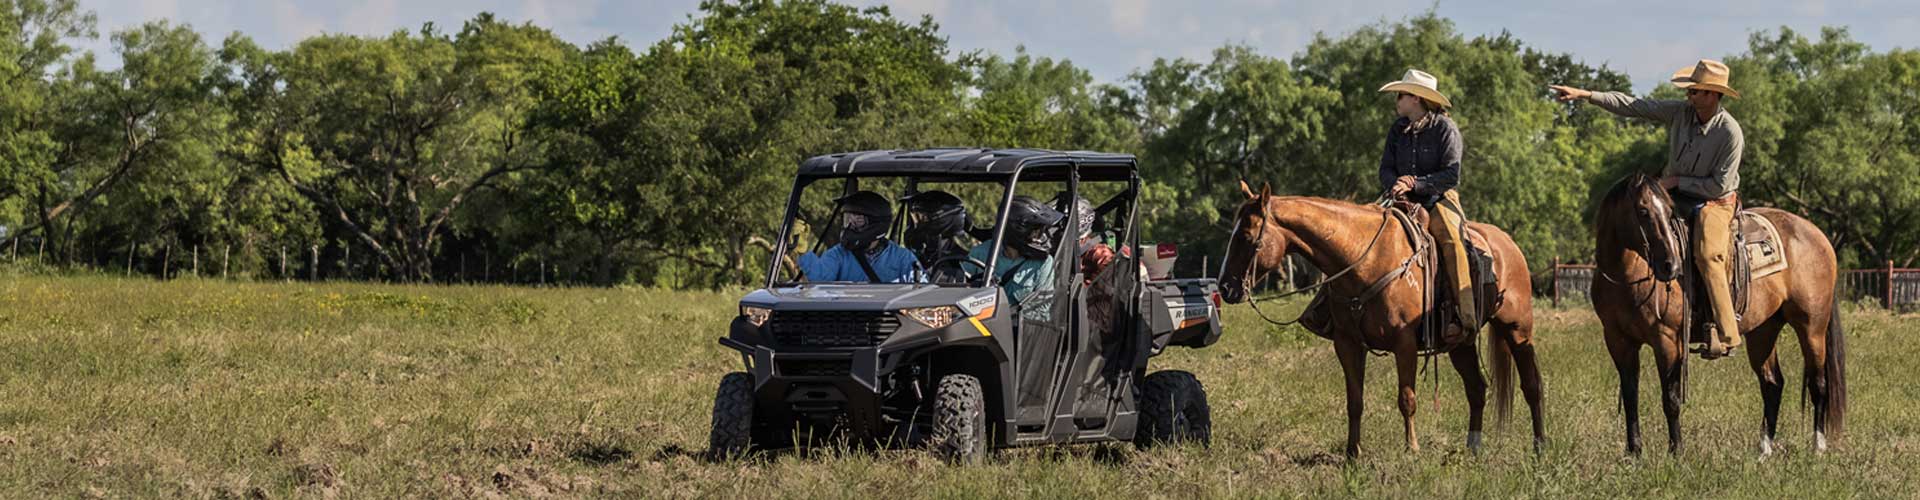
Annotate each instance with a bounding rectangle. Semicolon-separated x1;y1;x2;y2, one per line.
1134;370;1211;449
929;374;987;463
707;372;757;458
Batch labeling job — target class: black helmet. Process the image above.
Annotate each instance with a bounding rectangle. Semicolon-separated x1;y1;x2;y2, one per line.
835;191;893;251
1005;195;1064;259
903;191;968;248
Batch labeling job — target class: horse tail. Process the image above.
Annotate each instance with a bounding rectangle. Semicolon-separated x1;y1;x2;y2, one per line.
1488;323;1515;430
1823;292;1848;438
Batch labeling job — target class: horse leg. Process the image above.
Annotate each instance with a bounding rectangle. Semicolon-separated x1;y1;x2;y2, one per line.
1448;343;1488;454
1604;328;1644;456
1504;325;1548;452
1791;304;1833;453
1396;345;1421;453
1654;334;1688;455
1335;336;1368;459
1745;315;1786;457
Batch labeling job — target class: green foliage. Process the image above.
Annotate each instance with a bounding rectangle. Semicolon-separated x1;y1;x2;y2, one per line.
0;3;1912;285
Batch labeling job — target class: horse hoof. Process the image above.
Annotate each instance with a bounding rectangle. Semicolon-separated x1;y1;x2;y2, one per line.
1815;431;1829;454
1465;432;1483;455
1533;437;1548;455
1758;437;1775;458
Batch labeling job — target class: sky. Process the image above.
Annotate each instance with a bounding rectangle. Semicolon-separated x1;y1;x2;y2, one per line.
70;0;1920;93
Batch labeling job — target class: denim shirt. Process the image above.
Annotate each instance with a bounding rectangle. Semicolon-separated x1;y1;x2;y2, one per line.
1379;113;1464;206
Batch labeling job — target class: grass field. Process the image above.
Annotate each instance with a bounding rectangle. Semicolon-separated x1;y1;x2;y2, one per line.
1;273;1916;498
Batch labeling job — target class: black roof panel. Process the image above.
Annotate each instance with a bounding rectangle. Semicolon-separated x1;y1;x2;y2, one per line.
797;148;1137;180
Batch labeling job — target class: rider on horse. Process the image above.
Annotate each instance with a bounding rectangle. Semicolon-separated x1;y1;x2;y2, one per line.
1378;69;1477;331
1552;59;1746;359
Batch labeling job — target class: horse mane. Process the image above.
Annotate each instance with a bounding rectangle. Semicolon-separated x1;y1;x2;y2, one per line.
1238;194;1383;222
1600;171;1671;210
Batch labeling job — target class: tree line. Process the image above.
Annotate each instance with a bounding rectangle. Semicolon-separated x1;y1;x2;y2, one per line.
1;0;1914;287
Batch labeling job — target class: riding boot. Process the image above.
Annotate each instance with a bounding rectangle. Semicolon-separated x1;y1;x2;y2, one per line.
1695;196;1742;358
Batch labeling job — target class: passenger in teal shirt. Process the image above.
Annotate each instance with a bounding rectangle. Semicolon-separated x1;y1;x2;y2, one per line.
964;242;1053;306
964;196;1064;307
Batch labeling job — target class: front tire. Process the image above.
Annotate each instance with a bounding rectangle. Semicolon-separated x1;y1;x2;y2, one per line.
1134;370;1212;449
707;372;757;458
929;374;987;463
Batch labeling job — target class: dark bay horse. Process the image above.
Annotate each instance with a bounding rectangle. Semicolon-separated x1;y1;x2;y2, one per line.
1218;182;1546;457
1593;173;1847;455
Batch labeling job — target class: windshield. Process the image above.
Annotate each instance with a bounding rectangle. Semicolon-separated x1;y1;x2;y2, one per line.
765;172;1136;289
769;176;1006;286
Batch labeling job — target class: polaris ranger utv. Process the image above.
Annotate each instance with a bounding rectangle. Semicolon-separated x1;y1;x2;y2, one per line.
709;149;1222;462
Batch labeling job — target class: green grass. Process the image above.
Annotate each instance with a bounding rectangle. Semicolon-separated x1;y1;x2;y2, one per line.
1;274;1915;498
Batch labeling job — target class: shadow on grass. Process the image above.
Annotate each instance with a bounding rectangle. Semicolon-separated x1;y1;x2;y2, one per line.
569;441;635;466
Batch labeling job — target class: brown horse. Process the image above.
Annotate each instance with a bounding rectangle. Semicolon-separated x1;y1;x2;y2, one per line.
1593;173;1847;455
1218;181;1546;457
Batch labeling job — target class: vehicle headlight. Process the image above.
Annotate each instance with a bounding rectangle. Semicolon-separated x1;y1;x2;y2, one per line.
741;306;772;327
901;306;964;329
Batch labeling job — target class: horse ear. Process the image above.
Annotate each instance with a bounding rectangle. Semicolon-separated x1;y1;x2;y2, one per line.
1239;179;1256;199
1260;182;1271;199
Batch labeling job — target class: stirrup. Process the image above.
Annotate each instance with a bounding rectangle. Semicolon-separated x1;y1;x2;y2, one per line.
1691;342;1735;360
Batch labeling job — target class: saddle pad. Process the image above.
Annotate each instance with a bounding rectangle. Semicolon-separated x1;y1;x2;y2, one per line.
1740;212;1788;281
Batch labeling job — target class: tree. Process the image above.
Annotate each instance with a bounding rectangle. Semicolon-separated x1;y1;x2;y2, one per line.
222;14;571;281
521;0;970;286
0;0;92;244
1729;27;1920;266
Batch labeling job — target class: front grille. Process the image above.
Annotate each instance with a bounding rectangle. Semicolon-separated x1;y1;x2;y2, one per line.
768;311;898;348
779;359;852;377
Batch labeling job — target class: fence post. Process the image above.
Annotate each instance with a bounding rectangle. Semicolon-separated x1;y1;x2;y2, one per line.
344;246;352;280
1889;260;1898;310
1283;255;1295;291
311;245;320;281
193;245;200;277
222;245;230;279
1550;256;1561;308
279;246;287;280
161;243;171;279
126;244;135;277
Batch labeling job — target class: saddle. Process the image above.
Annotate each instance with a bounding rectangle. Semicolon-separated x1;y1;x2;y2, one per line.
1294;202;1501;353
1392;202;1503;352
1671;202;1790;344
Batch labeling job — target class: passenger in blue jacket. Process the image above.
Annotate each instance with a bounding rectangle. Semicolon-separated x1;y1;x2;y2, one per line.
798;191;921;283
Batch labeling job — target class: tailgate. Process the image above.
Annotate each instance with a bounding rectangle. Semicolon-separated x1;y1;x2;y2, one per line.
1144;278;1222;350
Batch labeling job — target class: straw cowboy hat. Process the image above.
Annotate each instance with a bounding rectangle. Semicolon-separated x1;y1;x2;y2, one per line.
1669;59;1740;99
1377;69;1453;109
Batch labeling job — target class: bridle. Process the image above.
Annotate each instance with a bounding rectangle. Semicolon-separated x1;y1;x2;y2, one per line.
1230;197;1398;327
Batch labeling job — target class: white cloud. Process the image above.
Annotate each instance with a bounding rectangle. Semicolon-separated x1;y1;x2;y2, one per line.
1109;0;1148;35
340;0;401;35
50;0;1920;92
877;0;950;21
268;0;325;42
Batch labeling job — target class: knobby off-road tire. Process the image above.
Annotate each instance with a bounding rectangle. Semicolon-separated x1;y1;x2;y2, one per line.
707;372;757;458
1134;370;1212;449
929;374;987;464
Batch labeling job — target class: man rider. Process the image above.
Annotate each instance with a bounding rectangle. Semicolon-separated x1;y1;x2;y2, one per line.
1551;59;1747;359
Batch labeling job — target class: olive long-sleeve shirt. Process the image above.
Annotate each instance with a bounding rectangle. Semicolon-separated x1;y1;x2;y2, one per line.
1586;91;1744;200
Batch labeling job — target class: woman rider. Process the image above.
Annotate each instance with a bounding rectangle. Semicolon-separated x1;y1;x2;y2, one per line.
1378;69;1476;329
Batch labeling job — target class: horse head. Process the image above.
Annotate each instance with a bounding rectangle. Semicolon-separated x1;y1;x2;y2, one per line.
1219;180;1286;304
